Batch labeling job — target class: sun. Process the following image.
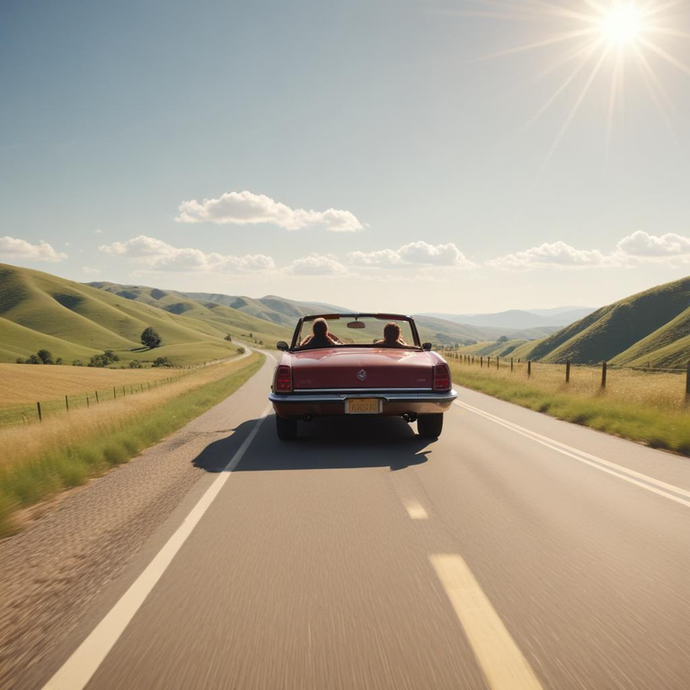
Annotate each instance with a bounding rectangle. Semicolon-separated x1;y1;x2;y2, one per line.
600;5;644;46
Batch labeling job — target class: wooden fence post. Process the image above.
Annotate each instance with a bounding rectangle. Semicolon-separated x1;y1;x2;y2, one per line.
566;360;571;384
480;357;483;368
528;361;532;378
601;361;607;389
511;357;514;372
37;401;42;422
113;386;117;399
95;391;99;404
496;356;499;370
65;395;69;412
86;395;90;408
487;356;491;368
685;360;689;402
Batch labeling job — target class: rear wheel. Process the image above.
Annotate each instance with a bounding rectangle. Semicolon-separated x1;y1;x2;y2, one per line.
417;413;443;438
276;415;298;441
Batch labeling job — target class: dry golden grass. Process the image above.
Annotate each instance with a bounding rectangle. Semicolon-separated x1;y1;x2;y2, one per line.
447;357;690;456
451;359;688;410
0;355;257;470
0;363;176;405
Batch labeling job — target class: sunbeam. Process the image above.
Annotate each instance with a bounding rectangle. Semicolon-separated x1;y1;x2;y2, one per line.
462;0;689;164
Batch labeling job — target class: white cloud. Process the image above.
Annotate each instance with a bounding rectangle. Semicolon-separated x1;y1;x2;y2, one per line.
487;241;611;270
100;235;275;273
616;231;690;258
82;266;100;275
0;236;68;263
288;253;347;275
176;190;363;232
348;241;474;267
94;228;103;235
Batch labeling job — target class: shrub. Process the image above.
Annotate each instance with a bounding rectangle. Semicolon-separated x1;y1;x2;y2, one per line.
88;350;120;368
224;333;232;342
72;359;84;367
27;354;42;364
129;360;143;369
141;327;162;349
55;357;63;365
37;349;54;364
237;346;246;354
152;356;173;368
15;358;25;364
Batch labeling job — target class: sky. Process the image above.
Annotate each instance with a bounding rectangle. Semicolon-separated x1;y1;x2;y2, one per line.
1;0;689;314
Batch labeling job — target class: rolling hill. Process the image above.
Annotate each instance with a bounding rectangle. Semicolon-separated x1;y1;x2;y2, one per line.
0;264;254;366
421;307;595;329
520;276;690;368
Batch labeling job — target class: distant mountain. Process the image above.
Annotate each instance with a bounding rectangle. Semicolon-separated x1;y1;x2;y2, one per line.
421;307;596;330
518;276;690;367
184;292;350;327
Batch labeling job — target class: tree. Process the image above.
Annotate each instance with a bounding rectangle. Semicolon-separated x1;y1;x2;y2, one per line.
37;349;53;364
129;360;143;369
236;346;245;355
27;354;42;364
72;359;84;366
224;333;232;342
497;335;509;343
141;327;162;349
152;356;173;368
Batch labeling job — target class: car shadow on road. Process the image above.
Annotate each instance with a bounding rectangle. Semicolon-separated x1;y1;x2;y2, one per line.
193;415;434;473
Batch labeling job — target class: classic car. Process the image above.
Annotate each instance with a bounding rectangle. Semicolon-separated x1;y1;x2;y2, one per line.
269;313;457;440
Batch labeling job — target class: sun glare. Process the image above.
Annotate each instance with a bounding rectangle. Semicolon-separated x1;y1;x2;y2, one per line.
601;6;643;45
461;0;689;164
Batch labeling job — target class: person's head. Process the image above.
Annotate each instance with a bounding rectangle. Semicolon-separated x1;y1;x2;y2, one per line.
312;318;329;338
383;322;401;342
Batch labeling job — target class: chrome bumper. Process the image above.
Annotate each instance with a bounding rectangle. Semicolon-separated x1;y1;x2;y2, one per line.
269;389;458;417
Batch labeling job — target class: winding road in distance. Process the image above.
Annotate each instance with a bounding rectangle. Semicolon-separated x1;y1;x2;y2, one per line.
34;354;690;689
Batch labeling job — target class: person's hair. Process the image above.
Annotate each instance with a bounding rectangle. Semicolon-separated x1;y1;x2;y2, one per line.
312;318;328;337
383;322;401;341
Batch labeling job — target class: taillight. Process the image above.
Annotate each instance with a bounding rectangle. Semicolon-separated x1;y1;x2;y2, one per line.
275;365;292;393
433;363;451;391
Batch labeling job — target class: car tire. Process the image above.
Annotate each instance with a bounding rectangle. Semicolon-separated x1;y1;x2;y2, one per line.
276;415;298;441
418;413;443;438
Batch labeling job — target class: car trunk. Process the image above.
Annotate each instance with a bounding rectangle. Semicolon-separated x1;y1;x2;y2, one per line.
290;348;434;389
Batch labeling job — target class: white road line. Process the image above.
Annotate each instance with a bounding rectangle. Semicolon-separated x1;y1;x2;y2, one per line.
43;404;272;690
430;554;543;690
404;498;429;520
455;399;690;509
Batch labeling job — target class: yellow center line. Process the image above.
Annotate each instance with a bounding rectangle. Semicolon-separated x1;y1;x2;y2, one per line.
404;498;429;520
430;554;543;690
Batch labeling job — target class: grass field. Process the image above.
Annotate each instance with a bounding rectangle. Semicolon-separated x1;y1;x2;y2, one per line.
0;352;264;536
448;357;690;457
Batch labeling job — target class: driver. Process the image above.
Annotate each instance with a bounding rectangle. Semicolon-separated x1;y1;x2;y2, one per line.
300;317;343;349
376;322;407;347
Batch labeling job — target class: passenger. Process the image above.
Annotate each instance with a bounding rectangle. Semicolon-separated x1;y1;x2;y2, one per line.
300;318;342;349
376;322;407;347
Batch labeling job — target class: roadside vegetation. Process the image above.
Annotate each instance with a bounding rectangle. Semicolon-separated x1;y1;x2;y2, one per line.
0;352;264;536
448;357;690;457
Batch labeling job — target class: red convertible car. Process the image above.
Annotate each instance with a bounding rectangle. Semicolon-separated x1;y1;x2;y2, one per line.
269;314;457;440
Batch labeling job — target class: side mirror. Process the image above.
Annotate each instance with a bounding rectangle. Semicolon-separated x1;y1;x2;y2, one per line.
422;342;433;351
276;341;289;351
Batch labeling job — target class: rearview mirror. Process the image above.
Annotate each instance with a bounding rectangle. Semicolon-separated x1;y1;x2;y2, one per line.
347;321;366;329
422;342;433;351
276;341;289;351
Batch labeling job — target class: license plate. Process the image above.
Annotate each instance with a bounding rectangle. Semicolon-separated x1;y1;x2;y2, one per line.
346;398;381;415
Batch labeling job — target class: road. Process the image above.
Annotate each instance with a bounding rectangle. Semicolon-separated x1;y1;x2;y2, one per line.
15;355;690;689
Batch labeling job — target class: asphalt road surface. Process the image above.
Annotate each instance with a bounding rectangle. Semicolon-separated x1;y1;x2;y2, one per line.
32;355;690;689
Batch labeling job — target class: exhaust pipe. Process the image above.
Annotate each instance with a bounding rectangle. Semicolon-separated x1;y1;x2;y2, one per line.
402;412;418;423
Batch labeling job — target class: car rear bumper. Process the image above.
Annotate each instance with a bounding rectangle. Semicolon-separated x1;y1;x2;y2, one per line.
269;389;458;418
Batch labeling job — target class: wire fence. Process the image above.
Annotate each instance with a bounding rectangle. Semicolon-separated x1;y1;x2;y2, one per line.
441;348;690;406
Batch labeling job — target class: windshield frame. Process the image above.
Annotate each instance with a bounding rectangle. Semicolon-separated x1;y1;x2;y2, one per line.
290;313;422;351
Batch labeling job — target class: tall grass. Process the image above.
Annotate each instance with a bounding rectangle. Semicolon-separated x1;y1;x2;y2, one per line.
0;353;264;536
449;360;690;457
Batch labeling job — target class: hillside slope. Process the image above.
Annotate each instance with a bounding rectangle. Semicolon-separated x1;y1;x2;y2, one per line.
0;264;242;365
90;282;292;344
528;276;690;366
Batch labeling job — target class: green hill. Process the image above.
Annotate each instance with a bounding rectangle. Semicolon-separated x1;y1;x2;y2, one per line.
89;282;292;345
454;339;530;358
184;292;349;327
0;264;250;366
526;276;690;367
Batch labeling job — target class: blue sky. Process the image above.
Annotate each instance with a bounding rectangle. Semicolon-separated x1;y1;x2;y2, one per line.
1;0;689;313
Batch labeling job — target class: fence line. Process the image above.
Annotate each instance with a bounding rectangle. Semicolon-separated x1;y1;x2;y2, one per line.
443;347;690;404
